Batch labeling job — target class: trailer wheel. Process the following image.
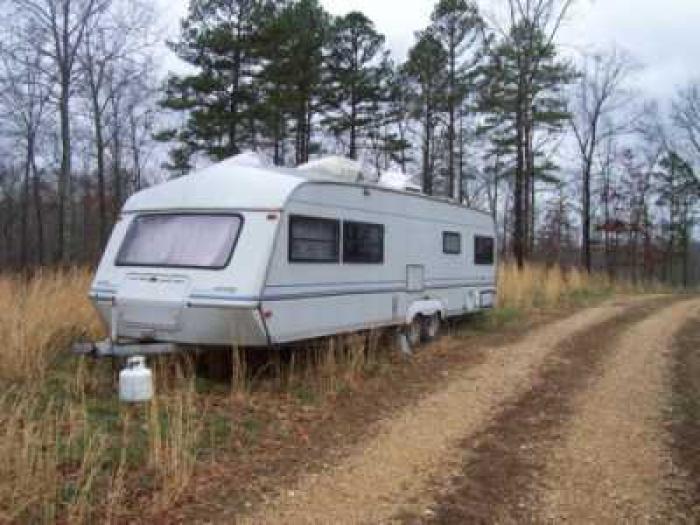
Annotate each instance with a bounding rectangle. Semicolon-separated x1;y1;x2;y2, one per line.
406;316;423;347
421;313;441;342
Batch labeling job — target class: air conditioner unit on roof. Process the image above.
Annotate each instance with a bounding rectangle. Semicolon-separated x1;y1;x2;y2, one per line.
296;156;366;183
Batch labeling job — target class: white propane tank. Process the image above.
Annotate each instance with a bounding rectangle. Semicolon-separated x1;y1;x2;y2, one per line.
119;356;153;402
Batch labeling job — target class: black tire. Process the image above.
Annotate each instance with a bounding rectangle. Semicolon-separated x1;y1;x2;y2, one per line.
421;313;441;342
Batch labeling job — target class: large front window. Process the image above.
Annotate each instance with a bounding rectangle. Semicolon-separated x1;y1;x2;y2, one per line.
116;214;243;269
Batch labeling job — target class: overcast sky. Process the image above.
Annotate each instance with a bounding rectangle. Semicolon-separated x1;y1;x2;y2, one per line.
159;0;700;102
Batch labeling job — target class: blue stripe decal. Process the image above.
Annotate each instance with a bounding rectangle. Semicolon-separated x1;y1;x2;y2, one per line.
91;288;116;294
263;282;495;301
189;293;259;302
262;287;405;301
186;282;494;303
265;279;406;289
98;282;496;305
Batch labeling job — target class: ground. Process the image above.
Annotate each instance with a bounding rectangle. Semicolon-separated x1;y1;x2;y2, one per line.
9;290;697;523
180;295;700;524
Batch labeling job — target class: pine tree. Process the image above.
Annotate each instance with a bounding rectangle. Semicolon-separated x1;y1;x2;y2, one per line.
249;0;289;165
476;20;573;266
368;62;414;174
257;0;330;165
324;12;387;160
157;0;262;171
657;151;699;285
404;31;447;196
430;0;483;199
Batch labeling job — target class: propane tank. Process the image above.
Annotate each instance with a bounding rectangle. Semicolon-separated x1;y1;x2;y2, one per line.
119;356;153;402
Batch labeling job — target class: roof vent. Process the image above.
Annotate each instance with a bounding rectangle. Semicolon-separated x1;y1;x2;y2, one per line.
296;156;366;183
378;170;422;192
228;151;270;168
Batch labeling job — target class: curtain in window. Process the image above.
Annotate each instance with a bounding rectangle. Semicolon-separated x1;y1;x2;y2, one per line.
117;215;242;268
289;216;339;262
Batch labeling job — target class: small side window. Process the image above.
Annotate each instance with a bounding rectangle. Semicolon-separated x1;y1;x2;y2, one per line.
343;221;384;264
474;235;495;265
443;231;461;255
289;215;340;263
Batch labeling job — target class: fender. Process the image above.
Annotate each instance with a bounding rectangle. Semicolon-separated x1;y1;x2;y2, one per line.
405;299;446;325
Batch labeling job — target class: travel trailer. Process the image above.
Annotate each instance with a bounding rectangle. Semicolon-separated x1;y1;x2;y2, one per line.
81;155;497;357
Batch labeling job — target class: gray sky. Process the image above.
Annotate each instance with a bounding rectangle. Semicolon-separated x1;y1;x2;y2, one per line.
159;0;700;102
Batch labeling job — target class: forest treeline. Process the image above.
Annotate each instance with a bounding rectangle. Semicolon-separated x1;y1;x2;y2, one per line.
0;0;699;284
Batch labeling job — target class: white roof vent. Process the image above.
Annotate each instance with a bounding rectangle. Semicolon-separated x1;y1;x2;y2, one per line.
228;151;270;168
296;156;366;183
378;170;422;192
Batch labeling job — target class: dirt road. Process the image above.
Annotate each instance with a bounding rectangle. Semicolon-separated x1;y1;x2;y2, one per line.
239;295;700;524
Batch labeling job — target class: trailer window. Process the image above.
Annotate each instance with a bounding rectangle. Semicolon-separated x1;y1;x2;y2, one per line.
343;221;384;264
474;235;495;265
289;215;340;263
116;214;242;269
442;231;461;254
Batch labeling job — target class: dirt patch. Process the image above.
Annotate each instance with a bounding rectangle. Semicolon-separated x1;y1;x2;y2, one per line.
410;297;675;524
172;312;534;522
669;307;700;518
539;299;699;523
237;299;651;524
174;333;493;522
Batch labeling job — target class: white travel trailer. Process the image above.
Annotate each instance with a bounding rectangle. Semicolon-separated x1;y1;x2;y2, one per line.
82;156;496;356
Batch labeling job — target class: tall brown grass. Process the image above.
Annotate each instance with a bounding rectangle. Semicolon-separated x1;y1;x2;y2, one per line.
496;261;663;311
496;262;609;310
0;269;204;522
0;269;103;383
147;374;204;510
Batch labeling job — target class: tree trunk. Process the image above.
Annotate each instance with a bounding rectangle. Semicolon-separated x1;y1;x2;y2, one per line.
423;98;432;195
513;94;525;269
582;159;592;273
57;83;71;264
457;108;464;203
349;52;357;160
129;110;142;191
20;136;33;269
447;32;455;199
522;105;534;258
31;156;44;266
112;95;123;218
92;93;107;248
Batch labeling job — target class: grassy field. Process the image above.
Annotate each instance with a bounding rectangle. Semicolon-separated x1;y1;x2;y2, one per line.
0;264;661;522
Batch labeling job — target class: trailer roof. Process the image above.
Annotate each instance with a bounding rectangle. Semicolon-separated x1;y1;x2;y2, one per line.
122;156;492;218
123;157;305;212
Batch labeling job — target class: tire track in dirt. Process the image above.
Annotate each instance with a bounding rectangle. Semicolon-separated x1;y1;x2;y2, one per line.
663;306;700;520
537;298;700;524
408;296;675;524
239;297;655;525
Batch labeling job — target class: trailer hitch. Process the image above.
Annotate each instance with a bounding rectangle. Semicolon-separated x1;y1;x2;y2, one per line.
72;339;178;358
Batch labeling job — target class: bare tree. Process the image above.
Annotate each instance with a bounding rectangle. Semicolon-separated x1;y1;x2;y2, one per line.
13;0;106;263
0;22;51;266
481;0;575;268
78;0;155;247
569;48;636;272
672;80;700;175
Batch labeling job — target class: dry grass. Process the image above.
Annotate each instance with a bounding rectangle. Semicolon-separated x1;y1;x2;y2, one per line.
0;269;103;383
0;269;205;523
496;262;663;311
147;372;204;511
286;331;385;397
